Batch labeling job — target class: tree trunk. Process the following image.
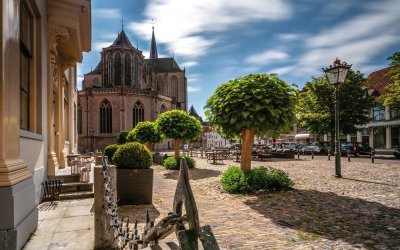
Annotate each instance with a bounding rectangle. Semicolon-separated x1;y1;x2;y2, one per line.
174;139;181;159
145;142;153;152
240;128;256;171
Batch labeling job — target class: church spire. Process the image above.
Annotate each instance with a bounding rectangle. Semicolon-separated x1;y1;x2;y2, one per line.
150;22;158;59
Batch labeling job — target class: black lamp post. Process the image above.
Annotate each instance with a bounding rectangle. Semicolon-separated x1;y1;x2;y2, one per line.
323;58;351;178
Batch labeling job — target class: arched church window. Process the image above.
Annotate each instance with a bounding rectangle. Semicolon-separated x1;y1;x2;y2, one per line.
78;104;82;134
134;56;139;87
160;104;167;114
107;56;113;86
171;76;178;98
114;52;121;86
157;78;164;95
125;54;131;86
100;99;112;133
133;101;144;127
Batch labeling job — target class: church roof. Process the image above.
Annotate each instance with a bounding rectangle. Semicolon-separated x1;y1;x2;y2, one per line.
85;61;103;75
150;27;158;59
145;58;183;73
188;105;200;118
112;30;134;47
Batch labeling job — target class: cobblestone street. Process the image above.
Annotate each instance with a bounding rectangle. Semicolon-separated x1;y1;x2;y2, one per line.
133;155;400;249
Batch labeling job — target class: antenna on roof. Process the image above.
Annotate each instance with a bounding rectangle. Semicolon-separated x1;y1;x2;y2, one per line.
120;15;125;31
171;50;174;58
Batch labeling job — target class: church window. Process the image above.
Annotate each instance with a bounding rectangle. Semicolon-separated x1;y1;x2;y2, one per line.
78;104;82;134
171;76;178;98
107;56;113;86
160;104;167;114
157;78;164;95
100;99;112;133
133;101;144;127
134;56;139;87
114;52;121;86
125;54;131;86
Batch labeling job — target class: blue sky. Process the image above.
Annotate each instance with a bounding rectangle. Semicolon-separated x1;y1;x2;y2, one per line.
78;0;400;118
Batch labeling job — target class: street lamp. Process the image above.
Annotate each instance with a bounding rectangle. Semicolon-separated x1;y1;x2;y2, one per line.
323;58;351;178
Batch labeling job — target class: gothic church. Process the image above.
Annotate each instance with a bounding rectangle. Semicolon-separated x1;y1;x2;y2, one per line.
78;26;187;151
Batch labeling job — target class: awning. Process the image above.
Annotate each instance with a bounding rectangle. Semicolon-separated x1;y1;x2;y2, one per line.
294;133;311;139
357;120;400;128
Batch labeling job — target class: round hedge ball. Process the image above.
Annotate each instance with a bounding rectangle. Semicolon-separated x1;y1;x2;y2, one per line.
112;142;152;169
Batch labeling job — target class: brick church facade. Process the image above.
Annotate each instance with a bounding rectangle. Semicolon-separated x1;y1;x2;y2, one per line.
78;27;187;152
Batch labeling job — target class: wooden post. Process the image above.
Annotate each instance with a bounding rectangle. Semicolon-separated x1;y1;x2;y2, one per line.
347;149;351;162
240;129;255;171
328;150;331;161
94;165;116;249
311;151;314;160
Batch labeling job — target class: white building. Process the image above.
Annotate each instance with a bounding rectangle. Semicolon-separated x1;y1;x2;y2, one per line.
205;131;229;148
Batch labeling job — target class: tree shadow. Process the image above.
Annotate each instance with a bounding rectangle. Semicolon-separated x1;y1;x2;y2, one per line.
163;168;222;181
118;204;161;223
244;189;400;248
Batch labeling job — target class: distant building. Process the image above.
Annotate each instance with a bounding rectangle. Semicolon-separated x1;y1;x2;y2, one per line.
358;67;400;148
78;26;188;151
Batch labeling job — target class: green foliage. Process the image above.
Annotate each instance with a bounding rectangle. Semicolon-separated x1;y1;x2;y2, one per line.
384;51;400;106
163;156;195;170
104;144;119;163
116;130;130;144
296;69;374;136
127;121;162;144
156;110;203;141
204;74;297;138
112;142;152;169
220;166;293;194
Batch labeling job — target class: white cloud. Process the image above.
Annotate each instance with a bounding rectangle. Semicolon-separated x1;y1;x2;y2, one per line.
93;9;121;19
129;0;292;59
77;64;84;90
93;41;113;51
188;86;201;92
245;50;289;65
267;66;295;76
276;33;302;41
181;61;198;68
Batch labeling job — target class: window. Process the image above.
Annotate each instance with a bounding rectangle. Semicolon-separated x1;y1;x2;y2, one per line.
390;105;400;119
78;105;82;134
134;56;139;87
133;101;144;127
20;1;33;131
100;100;112;133
125;54;131;86
157;78;164;95
160;104;167;114
114;52;121;86
373;106;385;121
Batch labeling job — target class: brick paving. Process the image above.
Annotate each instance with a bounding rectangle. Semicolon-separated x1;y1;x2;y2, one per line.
133;155;400;249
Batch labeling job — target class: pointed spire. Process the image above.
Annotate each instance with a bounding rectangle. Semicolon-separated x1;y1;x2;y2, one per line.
150;21;158;59
120;16;125;31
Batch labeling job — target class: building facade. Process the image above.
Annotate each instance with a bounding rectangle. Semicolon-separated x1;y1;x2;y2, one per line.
0;0;91;249
78;27;187;152
357;67;400;149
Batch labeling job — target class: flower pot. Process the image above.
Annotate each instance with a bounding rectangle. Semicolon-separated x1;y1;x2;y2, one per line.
116;168;153;205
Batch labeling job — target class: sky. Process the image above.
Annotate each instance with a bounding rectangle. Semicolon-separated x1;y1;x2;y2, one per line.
78;0;400;119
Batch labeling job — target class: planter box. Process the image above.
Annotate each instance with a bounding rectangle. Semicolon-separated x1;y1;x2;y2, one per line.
116;168;153;205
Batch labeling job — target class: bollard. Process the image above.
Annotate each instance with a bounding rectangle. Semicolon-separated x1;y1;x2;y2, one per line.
328;150;331;161
297;151;300;159
371;149;375;163
347;149;351;162
311;151;314;159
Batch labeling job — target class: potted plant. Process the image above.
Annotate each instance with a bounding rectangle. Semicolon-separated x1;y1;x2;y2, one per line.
112;142;153;205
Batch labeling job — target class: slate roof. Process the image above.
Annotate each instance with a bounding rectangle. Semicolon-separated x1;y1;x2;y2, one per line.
112;30;134;47
365;67;394;96
85;61;102;75
150;27;158;59
145;58;183;73
188;105;200;118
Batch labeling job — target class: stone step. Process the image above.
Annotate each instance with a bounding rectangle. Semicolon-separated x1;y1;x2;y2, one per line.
57;174;81;183
61;182;93;193
59;191;94;200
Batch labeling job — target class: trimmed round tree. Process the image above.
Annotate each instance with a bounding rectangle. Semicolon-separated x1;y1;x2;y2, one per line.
205;73;297;171
156;110;203;159
127;121;162;151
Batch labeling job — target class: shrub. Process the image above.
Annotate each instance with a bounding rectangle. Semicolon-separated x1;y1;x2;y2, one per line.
104;144;119;163
112;142;152;169
127;121;162;145
117;130;130;144
163;155;195;170
221;166;293;193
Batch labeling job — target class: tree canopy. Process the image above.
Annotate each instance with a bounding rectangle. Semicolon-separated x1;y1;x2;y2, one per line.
296;69;373;144
383;51;400;106
156;109;203;158
126;121;162;150
205;73;297;170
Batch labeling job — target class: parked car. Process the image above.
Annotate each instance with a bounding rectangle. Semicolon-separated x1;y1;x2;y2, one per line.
279;142;297;151
394;148;400;159
304;141;330;154
340;142;372;156
295;144;306;154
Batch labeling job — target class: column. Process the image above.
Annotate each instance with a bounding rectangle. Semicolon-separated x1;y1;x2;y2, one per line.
356;131;362;142
346;134;351;142
386;127;391;148
369;128;374;148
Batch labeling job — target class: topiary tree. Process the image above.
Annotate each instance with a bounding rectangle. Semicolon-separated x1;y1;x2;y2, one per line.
104;144;119;163
112;142;152;169
205;73;297;171
156;109;203;159
116;130;129;144
126;121;162;151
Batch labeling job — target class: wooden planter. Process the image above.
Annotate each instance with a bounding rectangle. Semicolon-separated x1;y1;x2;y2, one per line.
116;168;153;205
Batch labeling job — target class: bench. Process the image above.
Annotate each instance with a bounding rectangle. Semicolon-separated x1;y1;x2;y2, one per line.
42;179;62;203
